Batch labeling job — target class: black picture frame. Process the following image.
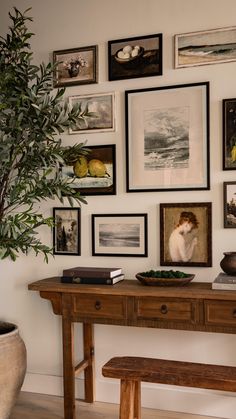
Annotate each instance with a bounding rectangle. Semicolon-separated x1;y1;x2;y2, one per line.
61;145;116;196
92;213;148;257
53;45;98;87
223;98;236;170
223;181;236;227
108;33;162;81
125;82;210;192
53;207;81;255
160;202;212;267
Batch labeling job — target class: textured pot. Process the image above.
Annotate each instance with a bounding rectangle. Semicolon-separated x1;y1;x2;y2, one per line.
220;252;236;275
0;322;27;419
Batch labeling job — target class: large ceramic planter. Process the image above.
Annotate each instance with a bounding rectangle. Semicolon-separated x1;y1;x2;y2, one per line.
0;322;26;419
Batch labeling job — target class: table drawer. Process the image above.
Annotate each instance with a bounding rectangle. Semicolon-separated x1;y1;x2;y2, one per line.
73;294;126;320
136;297;198;323
204;300;236;326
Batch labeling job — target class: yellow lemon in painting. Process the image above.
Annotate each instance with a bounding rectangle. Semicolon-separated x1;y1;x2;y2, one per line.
73;156;88;178
88;159;107;177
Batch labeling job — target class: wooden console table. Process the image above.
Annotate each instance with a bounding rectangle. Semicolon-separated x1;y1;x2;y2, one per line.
28;278;236;419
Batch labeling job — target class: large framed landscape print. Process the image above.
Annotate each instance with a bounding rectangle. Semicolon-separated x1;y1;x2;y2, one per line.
125;82;210;192
175;26;236;68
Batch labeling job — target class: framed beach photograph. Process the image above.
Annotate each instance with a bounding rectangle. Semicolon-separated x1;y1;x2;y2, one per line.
53;45;98;87
175;26;236;68
223;182;236;228
125;82;210;192
108;33;162;81
223;98;236;170
61;144;116;196
69;92;115;134
53;207;81;255
160;203;212;267
92;213;148;257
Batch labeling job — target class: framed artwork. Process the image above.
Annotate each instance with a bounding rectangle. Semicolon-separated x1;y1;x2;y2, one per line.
223;98;236;170
92;213;148;257
61;144;116;196
53;207;81;255
175;27;236;68
125;82;210;192
53;45;98;87
160;202;212;267
108;33;162;81
223;182;236;228
69;92;115;134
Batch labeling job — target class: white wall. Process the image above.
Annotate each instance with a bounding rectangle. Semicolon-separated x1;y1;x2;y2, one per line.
1;0;236;417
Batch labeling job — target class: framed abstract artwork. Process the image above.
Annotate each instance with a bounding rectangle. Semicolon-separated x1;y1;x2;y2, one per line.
92;213;148;257
125;82;210;192
160;202;212;267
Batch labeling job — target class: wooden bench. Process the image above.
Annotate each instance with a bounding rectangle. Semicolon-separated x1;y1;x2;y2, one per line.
102;356;236;419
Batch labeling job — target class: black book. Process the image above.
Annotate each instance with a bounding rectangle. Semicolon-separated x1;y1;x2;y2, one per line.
62;266;122;279
61;274;124;285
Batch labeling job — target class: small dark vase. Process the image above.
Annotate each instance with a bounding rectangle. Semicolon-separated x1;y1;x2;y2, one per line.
220;252;236;275
68;65;79;78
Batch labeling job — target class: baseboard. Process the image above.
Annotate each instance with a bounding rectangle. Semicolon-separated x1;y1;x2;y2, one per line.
22;372;236;418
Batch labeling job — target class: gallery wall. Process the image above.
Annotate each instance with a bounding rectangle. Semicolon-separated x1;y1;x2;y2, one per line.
1;0;236;417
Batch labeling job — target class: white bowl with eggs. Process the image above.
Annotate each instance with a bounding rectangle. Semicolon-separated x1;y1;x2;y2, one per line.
115;44;144;64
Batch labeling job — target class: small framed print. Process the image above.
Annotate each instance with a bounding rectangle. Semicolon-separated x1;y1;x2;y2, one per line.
175;26;236;68
223;98;236;170
126;82;210;192
61;145;116;196
53;207;81;255
53;45;98;87
69;92;115;134
92;213;148;257
108;33;162;81
160;202;212;267
223;182;236;228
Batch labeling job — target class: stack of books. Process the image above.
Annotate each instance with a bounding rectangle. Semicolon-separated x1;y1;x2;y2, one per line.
61;266;124;285
212;272;236;290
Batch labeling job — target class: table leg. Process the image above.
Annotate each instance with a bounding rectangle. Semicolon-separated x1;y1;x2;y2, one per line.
62;317;75;419
83;323;95;402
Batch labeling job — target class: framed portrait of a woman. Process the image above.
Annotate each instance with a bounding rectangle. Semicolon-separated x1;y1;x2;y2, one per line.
160;202;212;267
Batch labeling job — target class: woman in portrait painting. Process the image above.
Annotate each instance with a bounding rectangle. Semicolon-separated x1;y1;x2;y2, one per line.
168;211;199;262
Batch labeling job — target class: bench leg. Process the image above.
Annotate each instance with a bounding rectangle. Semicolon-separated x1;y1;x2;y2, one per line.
119;379;141;419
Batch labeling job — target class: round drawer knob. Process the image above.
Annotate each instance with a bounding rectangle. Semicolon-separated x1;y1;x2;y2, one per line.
95;301;101;310
160;304;168;314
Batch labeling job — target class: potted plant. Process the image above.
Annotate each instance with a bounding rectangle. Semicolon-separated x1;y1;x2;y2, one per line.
0;8;90;417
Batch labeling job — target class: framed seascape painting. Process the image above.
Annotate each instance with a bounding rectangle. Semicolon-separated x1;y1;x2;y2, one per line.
53;45;98;87
223;98;236;170
108;33;162;81
175;27;236;68
69;92;115;134
223;182;236;228
61;144;116;196
92;213;148;257
125;82;210;192
160;203;212;267
53;207;81;255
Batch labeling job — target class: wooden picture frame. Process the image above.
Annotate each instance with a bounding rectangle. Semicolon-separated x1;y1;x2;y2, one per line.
160;202;212;267
61;144;116;196
125;82;210;192
223;182;236;228
92;213;148;257
175;26;236;68
108;33;162;81
223;98;236;170
53;45;98;87
69;92;115;134
53;207;81;255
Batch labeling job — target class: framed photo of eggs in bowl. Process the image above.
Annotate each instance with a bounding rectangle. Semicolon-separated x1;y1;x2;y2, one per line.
108;33;163;81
